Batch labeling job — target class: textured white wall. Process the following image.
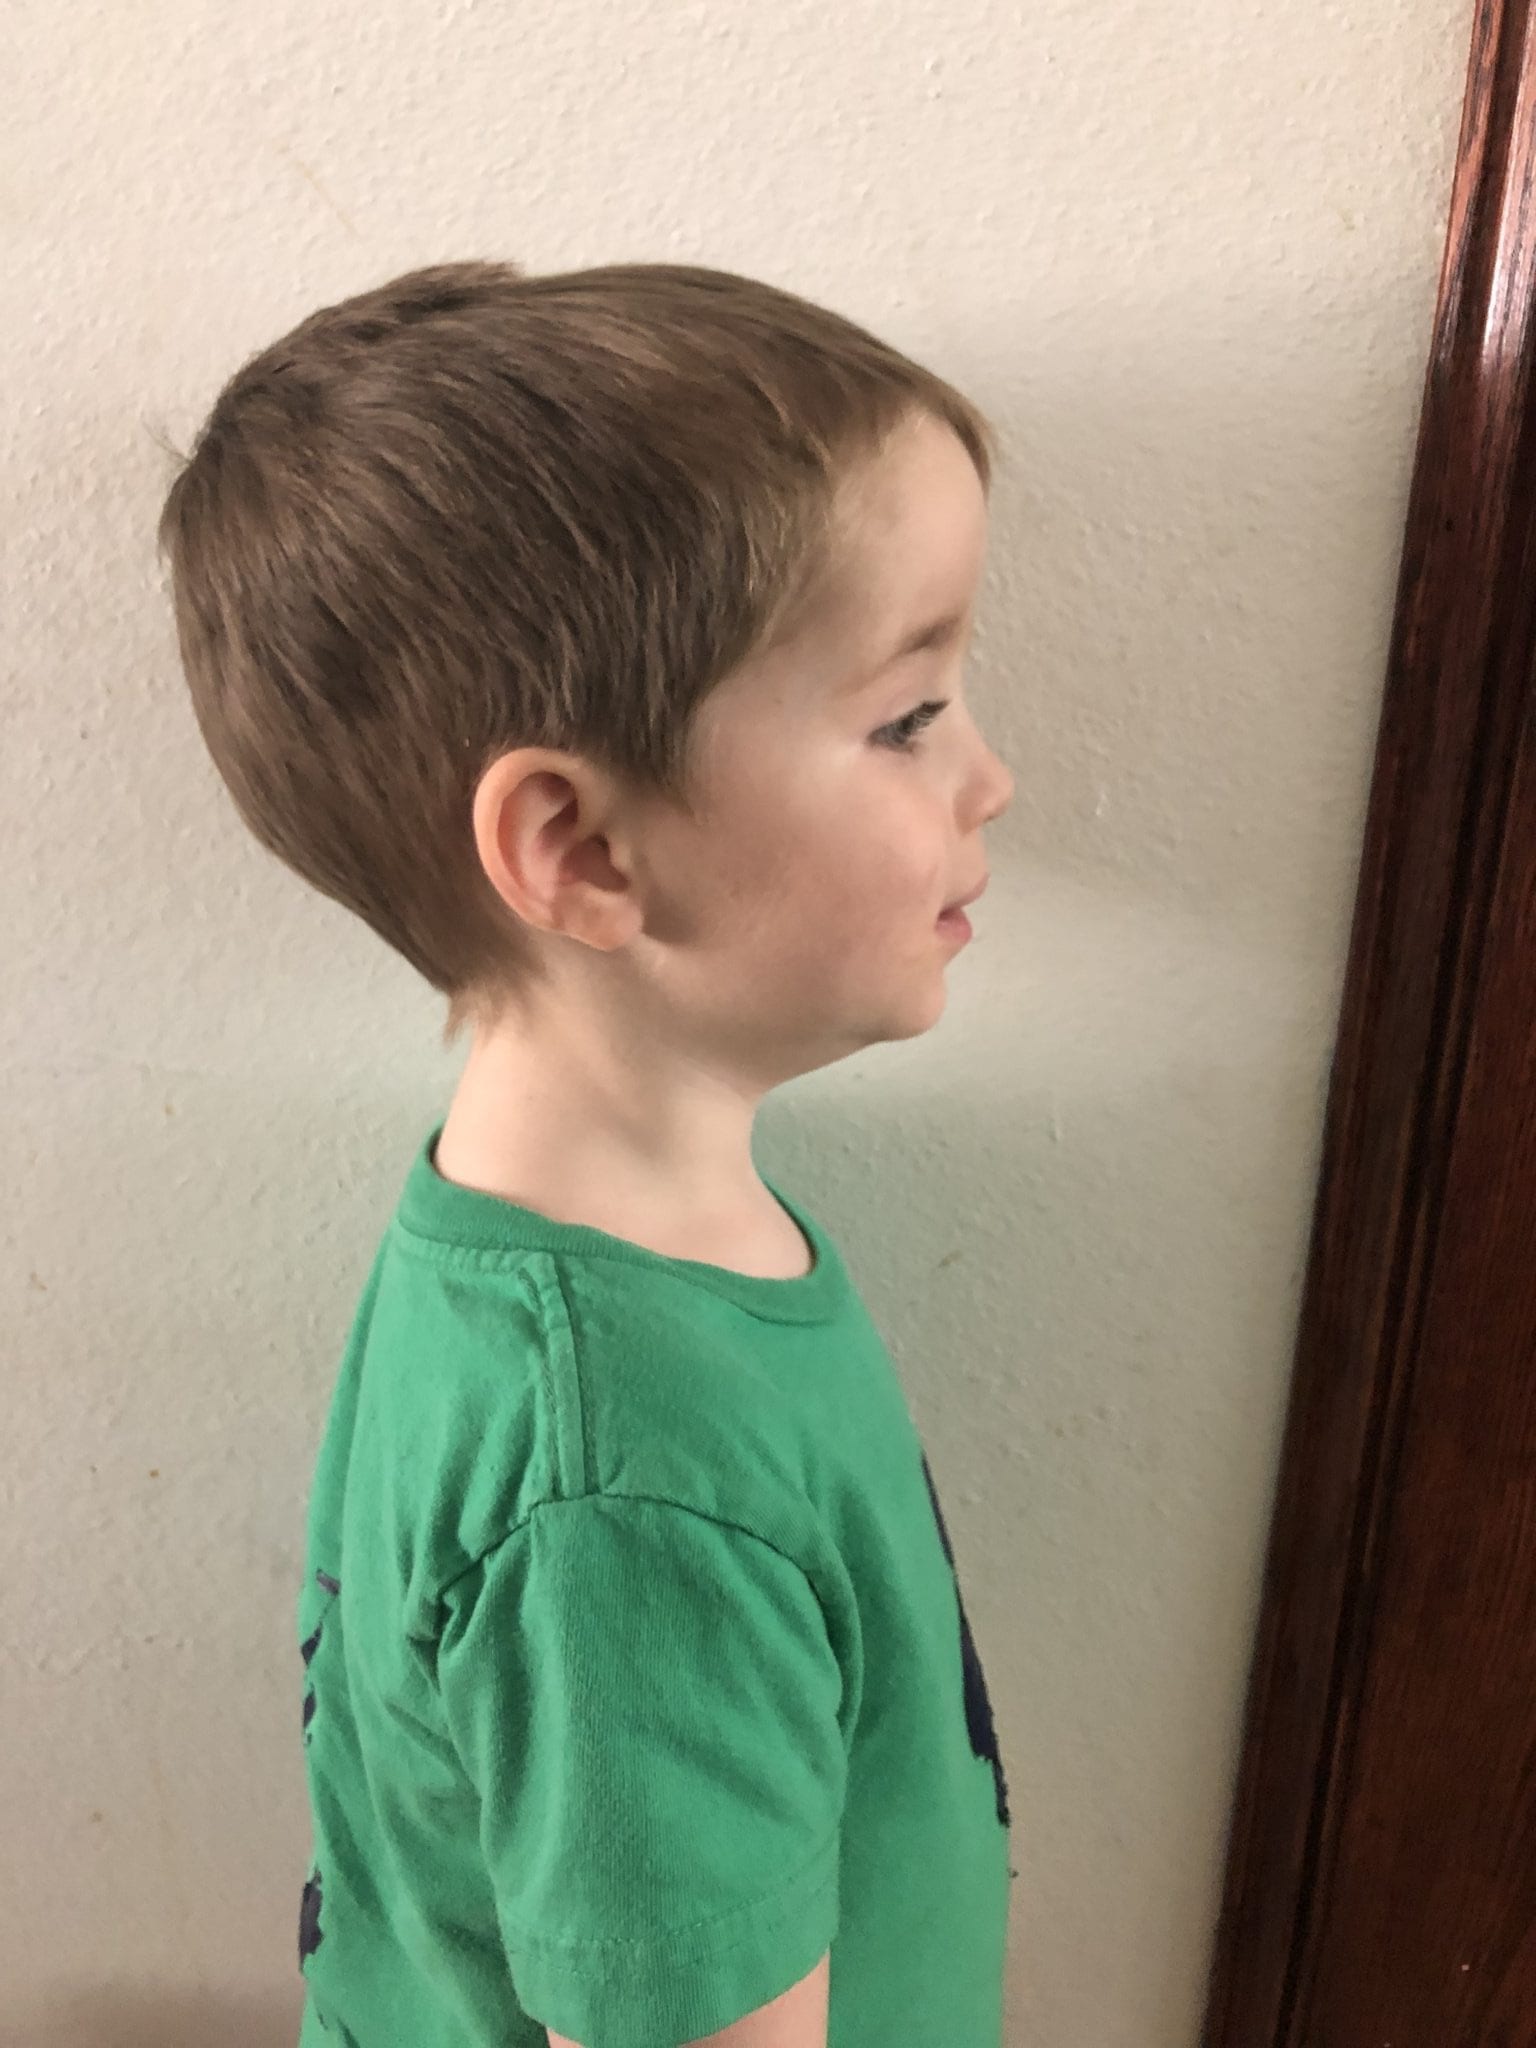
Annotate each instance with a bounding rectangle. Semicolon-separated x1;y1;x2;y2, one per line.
4;1;1472;2042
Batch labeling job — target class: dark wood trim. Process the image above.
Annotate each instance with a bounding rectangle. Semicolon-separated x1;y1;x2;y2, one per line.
1201;2;1536;2040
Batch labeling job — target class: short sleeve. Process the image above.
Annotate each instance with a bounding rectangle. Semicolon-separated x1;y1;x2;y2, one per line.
435;1494;846;2048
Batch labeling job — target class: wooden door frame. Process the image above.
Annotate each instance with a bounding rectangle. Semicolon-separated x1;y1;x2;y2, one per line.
1201;2;1536;2040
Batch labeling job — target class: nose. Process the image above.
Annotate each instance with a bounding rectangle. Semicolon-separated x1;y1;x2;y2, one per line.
976;740;1015;826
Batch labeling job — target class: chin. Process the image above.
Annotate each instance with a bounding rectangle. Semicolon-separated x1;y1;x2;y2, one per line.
881;976;951;1045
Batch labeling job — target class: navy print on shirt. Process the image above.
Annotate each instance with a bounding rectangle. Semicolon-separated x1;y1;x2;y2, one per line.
298;1570;341;1970
921;1454;1011;1829
299;1866;325;1964
300;1569;339;1747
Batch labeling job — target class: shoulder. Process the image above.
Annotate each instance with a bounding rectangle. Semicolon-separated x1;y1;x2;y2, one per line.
364;1231;841;1616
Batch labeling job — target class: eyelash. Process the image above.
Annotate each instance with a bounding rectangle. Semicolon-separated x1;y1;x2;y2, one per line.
875;700;950;753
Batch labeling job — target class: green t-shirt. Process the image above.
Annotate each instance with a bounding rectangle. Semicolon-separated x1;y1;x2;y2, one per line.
295;1121;1013;2048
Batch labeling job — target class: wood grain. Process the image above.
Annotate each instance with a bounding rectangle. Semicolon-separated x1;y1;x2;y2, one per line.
1202;1;1536;2039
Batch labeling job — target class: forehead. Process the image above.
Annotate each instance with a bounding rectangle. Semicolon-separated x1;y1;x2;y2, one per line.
825;417;990;687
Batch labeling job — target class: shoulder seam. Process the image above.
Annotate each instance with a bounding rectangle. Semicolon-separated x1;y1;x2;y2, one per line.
433;1492;821;1610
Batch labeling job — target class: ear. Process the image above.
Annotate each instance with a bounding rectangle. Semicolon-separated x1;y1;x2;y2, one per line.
469;748;645;954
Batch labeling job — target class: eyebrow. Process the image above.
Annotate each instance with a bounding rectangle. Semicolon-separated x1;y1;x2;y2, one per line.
847;609;968;691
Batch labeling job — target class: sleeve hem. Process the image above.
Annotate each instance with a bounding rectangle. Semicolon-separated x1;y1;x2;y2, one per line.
507;1832;839;2048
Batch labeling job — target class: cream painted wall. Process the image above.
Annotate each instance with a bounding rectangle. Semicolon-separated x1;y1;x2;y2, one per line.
4;1;1473;2042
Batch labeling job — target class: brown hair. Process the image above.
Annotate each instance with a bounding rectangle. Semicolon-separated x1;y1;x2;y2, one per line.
155;258;999;1049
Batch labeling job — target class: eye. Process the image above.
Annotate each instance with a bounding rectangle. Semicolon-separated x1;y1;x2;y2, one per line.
874;700;950;753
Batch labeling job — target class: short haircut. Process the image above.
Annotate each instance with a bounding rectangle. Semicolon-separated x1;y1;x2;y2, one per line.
155;258;998;1047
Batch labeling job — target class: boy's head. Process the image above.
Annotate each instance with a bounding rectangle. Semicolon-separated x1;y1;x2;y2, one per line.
157;258;1013;1076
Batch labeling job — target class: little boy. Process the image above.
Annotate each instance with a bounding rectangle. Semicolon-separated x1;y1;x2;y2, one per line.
157;257;1016;2048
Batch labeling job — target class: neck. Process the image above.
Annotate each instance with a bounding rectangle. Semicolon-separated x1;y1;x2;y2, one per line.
433;1008;800;1268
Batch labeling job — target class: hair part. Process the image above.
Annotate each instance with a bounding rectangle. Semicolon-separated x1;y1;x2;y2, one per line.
155;258;999;1049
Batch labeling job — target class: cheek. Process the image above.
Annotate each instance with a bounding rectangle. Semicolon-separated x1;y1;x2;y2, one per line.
858;786;950;903
811;776;948;912
695;745;946;941
801;833;946;954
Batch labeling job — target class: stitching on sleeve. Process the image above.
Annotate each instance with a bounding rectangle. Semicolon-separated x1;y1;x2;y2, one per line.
434;1491;824;1611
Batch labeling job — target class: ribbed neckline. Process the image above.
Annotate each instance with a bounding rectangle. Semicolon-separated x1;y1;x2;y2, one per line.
392;1120;853;1325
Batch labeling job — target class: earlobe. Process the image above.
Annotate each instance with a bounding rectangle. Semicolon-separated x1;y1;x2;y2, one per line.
567;891;646;954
